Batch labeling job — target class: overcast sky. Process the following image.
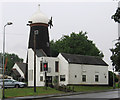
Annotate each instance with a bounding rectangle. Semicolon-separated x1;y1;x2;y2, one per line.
0;0;118;70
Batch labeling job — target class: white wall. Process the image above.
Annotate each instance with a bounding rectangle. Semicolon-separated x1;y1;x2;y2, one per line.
36;57;59;86
27;50;108;86
28;48;60;86
69;64;108;85
28;49;34;86
58;53;69;85
13;63;24;78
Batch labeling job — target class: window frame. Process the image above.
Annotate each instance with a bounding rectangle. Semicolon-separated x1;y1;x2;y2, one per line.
55;61;59;72
95;75;99;82
82;75;86;82
40;61;43;72
60;75;65;81
40;76;43;81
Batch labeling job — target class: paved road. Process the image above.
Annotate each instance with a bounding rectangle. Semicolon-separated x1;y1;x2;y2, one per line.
5;90;120;100
42;90;120;100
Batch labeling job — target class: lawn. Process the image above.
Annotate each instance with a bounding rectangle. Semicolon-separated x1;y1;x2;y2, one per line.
4;85;114;98
69;86;113;92
5;87;64;98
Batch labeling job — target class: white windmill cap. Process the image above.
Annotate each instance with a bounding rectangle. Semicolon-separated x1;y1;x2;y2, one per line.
29;4;49;24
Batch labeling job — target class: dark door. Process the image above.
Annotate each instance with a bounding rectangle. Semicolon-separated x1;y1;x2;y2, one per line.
46;76;52;86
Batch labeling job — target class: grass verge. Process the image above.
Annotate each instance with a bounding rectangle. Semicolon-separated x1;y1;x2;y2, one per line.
4;85;115;98
69;86;113;92
5;87;64;98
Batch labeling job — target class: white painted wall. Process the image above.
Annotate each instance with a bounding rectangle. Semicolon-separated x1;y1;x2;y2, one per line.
27;50;108;86
28;49;34;86
58;53;69;85
13;63;24;78
28;48;60;86
69;64;108;85
36;57;59;86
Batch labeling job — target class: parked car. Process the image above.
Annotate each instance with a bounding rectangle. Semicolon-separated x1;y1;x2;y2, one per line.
0;79;27;88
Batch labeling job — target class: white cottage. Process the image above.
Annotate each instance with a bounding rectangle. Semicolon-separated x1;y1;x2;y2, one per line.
28;49;108;87
12;62;26;81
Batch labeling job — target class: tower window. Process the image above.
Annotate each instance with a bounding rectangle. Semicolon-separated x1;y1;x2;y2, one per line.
47;42;49;47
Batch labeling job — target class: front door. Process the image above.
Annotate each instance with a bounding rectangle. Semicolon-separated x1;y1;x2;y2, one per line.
46;76;52;86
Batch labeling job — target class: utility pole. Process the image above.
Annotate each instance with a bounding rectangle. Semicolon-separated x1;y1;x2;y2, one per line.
34;30;38;93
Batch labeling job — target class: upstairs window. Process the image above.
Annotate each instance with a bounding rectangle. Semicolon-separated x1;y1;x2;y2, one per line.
40;61;43;72
55;61;59;72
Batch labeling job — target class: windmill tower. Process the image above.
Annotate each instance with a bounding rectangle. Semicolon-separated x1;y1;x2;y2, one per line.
28;4;53;57
26;5;53;83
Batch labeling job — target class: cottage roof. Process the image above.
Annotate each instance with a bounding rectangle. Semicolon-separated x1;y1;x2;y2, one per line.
16;62;26;74
12;69;21;77
61;53;108;66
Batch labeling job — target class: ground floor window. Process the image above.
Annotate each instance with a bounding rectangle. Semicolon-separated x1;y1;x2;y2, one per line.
95;75;99;82
40;76;43;81
29;70;33;81
82;75;86;82
60;75;65;81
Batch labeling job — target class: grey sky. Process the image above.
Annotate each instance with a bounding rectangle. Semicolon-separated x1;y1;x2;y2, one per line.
0;1;118;70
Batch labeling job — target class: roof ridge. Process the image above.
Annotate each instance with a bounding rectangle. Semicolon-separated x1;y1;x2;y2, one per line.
61;52;100;58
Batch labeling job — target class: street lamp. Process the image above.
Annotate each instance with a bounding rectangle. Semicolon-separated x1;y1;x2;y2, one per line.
3;22;12;98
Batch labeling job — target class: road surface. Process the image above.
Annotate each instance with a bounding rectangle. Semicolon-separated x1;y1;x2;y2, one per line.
42;90;120;100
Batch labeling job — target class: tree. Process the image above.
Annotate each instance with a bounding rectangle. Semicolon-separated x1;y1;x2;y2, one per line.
110;42;120;71
50;31;104;58
108;71;118;86
111;8;120;71
0;53;23;76
112;7;120;23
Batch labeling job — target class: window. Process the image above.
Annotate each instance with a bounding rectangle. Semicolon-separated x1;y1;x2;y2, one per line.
29;70;33;81
40;76;43;81
55;61;59;72
40;61;43;72
95;75;99;82
75;75;77;78
60;75;65;81
82;75;86;82
47;42;49;47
